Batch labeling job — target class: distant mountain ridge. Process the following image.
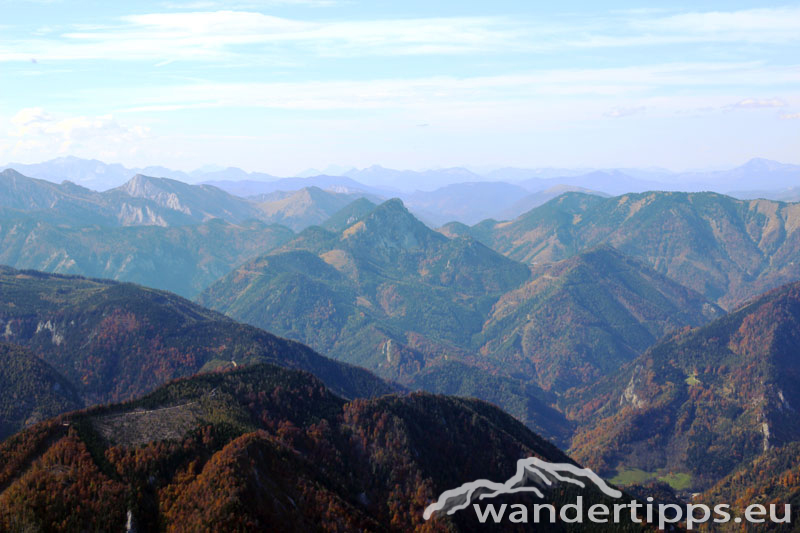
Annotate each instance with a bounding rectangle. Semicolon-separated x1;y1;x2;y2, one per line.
402;181;531;225
3;156;274;191
0;169;237;227
6;156;799;227
251;186;384;231
205;174;388;198
460;191;800;309
9;155;798;198
110;174;264;223
729;185;800;203
0;169;380;232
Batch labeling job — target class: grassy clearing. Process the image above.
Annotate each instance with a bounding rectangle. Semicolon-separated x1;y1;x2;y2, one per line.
659;472;692;490
685;372;701;386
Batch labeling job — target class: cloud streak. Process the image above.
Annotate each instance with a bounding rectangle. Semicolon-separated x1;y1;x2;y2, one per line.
1;6;799;63
0;12;527;62
731;98;788;109
605;106;646;118
109;63;800;114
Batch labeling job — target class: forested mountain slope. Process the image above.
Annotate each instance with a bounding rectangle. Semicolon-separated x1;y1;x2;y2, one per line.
0;363;646;532
0;266;395;439
460;191;800;309
568;281;800;492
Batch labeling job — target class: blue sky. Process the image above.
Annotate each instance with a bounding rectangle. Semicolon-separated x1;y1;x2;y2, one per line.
1;0;799;175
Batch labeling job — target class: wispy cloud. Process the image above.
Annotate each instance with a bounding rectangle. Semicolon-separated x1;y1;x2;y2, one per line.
631;7;800;44
2;6;799;63
108;63;800;114
730;98;788;109
0;12;526;62
604;106;646;118
163;0;339;7
780;112;800;120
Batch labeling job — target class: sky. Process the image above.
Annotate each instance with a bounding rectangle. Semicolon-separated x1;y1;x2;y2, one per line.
1;0;799;175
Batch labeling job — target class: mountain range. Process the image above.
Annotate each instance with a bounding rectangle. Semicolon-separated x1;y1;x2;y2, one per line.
0;168;379;231
0;263;657;530
0;266;395;440
456;191;800;309
197;199;532;381
7;154;800;203
198;199;725;447
2;155;800;528
206;174;387;198
3;156;275;191
5;156;800;228
0;170;405;296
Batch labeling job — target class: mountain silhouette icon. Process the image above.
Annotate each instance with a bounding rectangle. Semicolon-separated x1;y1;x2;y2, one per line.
424;457;622;519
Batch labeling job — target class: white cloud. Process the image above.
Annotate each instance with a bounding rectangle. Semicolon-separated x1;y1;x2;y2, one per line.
780;112;800;120
730;98;788;109
5;107;150;160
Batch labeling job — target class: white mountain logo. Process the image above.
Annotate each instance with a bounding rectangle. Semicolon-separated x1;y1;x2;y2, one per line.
423;457;622;520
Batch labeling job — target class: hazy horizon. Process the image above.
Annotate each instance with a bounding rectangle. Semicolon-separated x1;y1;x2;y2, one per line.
3;154;796;182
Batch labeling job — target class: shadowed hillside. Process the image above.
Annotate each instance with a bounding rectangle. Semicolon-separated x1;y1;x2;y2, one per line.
0;266;396;440
0;363;650;532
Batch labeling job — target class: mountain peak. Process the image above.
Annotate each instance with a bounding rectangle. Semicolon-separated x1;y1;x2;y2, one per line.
740;157;791;172
332;198;450;262
361;198;435;234
374;197;406;212
321;197;378;232
127;173;156;184
120;174;194;195
1;167;27;179
571;243;622;261
119;174;162;196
